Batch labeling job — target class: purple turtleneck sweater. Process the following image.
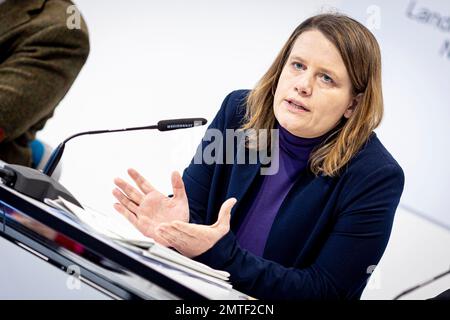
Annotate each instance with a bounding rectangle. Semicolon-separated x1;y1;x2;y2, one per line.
235;123;324;257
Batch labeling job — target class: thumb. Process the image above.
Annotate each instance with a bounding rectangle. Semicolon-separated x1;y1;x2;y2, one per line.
171;171;187;199
214;198;237;230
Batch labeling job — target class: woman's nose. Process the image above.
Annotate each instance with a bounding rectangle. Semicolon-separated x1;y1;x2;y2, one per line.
294;75;313;96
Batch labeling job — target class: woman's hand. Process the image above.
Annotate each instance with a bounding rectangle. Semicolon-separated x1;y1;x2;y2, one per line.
155;198;237;258
112;168;189;246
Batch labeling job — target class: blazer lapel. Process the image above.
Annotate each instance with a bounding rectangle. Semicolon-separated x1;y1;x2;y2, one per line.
226;161;262;219
0;0;46;35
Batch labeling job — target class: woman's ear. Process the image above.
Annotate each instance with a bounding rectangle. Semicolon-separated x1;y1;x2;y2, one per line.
344;93;363;119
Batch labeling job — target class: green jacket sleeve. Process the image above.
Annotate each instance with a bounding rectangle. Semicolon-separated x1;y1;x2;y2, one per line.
0;0;89;143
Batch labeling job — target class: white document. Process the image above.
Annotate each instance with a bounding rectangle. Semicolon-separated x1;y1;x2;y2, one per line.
45;196;231;286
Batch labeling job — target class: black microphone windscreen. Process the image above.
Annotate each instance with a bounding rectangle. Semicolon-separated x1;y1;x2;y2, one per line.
157;118;207;131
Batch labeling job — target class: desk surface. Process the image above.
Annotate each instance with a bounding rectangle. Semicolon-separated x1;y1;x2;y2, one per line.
0;181;250;300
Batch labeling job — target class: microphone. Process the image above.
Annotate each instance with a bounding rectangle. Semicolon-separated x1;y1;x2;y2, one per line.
0;118;207;207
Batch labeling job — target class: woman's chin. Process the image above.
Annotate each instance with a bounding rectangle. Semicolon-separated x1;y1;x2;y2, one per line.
276;112;303;129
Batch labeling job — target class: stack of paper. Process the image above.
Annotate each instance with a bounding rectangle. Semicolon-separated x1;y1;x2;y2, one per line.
44;196;231;287
45;197;154;244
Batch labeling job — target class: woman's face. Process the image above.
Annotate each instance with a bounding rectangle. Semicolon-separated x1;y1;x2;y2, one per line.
273;29;358;138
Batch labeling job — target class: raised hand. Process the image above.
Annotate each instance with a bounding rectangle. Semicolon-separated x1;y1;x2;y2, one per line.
112;168;189;246
155;198;237;258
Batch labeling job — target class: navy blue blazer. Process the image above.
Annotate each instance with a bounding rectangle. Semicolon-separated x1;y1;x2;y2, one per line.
182;90;404;299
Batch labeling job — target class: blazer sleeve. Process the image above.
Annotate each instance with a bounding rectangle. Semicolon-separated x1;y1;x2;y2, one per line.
182;90;241;225
193;163;405;299
0;9;89;142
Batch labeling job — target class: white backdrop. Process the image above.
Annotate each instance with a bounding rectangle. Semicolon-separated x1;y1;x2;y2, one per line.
40;0;450;230
42;0;339;215
26;0;450;299
339;0;450;232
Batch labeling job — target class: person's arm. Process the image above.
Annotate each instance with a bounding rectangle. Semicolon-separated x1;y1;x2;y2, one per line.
0;8;89;142
188;161;404;299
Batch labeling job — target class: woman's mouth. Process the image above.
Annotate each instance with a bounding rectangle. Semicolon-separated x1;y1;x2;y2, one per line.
284;99;310;113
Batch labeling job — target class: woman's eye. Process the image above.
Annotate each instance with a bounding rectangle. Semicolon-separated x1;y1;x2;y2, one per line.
293;62;304;70
321;74;334;83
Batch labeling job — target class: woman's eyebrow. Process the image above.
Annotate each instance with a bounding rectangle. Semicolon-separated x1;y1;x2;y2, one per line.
290;55;339;80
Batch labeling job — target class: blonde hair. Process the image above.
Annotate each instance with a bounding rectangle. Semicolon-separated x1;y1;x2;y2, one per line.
241;13;383;177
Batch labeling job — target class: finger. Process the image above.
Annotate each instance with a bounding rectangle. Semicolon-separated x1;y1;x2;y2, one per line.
114;177;144;205
171;171;187;200
160;221;197;240
214;198;237;228
113;203;138;226
127;168;155;194
156;225;189;249
166;221;199;239
159;224;194;243
112;188;140;213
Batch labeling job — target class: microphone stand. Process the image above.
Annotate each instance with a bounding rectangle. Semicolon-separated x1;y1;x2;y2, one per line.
43;124;157;177
393;267;450;300
0;118;207;207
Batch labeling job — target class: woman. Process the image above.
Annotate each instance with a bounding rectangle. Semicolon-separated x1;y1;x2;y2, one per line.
112;13;404;299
